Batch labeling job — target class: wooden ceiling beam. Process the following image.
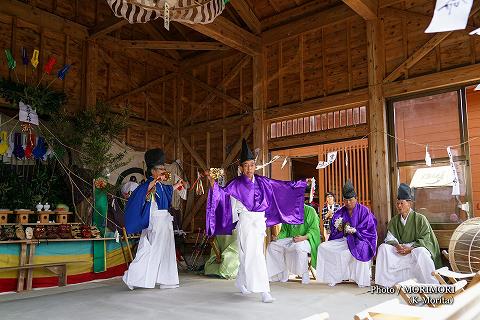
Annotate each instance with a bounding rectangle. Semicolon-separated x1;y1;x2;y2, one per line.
182;114;252;136
182;17;261;55
0;0;88;39
179;72;250;112
181;49;242;69
118;40;230;51
181;137;208;171
106;72;177;104
261;0;330;31
342;0;378;20
269;124;369;150
182;55;251;126
383;63;480;98
89;16;128;39
140;23;181;60
262;4;356;45
100;36;179;72
229;1;261;34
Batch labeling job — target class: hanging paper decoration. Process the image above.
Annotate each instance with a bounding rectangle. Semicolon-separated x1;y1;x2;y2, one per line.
21;47;28;83
0;131;8;155
316;151;337;169
174;174;187;200
106;0;227;26
345;147;348;167
12;132;25;159
32;136;47;160
309;177;316;204
195;171;205;196
24;132;35;159
31;49;39;69
19;101;39;126
43;56;57;74
6;132;14;158
447;146;461;196
4;49;16;70
57;64;71;80
281;156;288;169
425;145;432;167
425;0;473;33
256;155;281;171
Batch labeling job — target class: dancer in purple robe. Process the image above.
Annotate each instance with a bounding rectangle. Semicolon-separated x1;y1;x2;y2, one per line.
205;139;307;303
315;180;377;287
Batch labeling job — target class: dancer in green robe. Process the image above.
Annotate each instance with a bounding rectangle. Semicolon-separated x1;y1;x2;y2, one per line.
266;204;321;284
204;229;239;279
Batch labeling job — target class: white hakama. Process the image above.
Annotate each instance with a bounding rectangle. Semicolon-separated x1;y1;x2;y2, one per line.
235;210;270;293
316;238;371;287
123;202;179;289
375;243;438;287
266;238;310;282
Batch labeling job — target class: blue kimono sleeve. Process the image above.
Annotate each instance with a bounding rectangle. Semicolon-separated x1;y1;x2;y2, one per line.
124;182;151;234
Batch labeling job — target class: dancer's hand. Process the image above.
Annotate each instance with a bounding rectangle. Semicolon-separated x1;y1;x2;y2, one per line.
204;170;215;187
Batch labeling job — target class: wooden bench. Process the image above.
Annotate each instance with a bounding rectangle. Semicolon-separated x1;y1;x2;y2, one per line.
0;261;85;292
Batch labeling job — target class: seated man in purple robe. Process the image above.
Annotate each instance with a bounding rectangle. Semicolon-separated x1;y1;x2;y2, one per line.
206;139;307;303
316;180;377;288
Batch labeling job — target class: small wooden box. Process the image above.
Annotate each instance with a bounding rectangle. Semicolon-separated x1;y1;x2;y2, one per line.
38;211;53;224
14;210;33;224
0;210;12;225
55;211;72;224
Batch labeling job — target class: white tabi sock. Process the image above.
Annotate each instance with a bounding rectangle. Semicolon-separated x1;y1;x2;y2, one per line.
301;272;310;284
240;285;251;295
261;292;275;303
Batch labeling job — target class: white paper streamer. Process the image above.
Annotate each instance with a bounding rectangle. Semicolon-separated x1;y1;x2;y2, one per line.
425;145;432;167
309;177;316;203
19;101;39;125
164;2;170;30
114;230;120;243
425;0;473;33
345;148;348;167
475;83;480;91
316;151;337;169
447;146;460;196
256;155;281;170
281;156;288;169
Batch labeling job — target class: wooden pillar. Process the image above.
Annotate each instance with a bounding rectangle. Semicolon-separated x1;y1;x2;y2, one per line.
367;19;390;242
85;40;97;108
253;52;267;176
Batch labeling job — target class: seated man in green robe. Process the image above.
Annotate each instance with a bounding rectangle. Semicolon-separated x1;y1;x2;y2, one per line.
204;229;239;279
266;204;321;284
375;183;442;287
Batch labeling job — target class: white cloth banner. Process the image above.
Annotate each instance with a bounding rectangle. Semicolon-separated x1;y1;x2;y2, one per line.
425;0;473;33
19;101;39;125
316;151;337;169
447;146;461;196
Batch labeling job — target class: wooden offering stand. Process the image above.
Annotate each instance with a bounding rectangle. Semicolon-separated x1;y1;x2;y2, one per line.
0;210;12;225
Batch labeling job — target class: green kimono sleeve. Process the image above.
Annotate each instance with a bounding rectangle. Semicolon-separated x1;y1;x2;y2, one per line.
412;214;442;269
304;205;321;268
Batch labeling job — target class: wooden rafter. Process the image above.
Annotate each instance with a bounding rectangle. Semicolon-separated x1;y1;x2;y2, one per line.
267;0;281;13
101;36;179;72
384;4;480;82
89;16;128;40
106;72;176;104
229;1;261;34
342;0;377;20
181;50;241;69
118;40;230;51
384;63;480;98
269;124;369;150
262;5;356;45
261;0;330;30
140;23;181;60
0;0;88;39
182;193;207;230
181;137;208;171
182;17;261;55
179;72;250;112
222;125;253;167
182;114;252;136
182;55;251;126
99;48;175;128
